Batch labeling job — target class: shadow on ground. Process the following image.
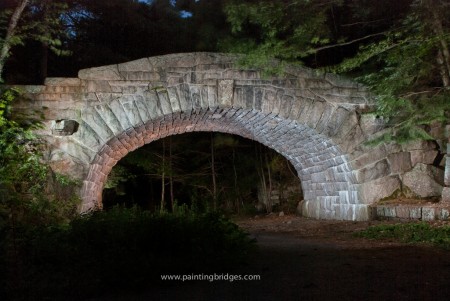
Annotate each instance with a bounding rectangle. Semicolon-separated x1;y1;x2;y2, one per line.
91;216;450;301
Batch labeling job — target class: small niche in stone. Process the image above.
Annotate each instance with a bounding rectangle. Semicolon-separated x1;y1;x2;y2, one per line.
51;119;79;136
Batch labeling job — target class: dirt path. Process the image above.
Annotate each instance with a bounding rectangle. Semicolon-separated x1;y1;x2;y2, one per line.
92;215;450;301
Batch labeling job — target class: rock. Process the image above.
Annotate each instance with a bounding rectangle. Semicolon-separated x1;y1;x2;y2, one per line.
279;211;285;217
402;140;438;151
358;175;401;204
387;152;412;173
421;207;436;221
402;164;444;198
355;159;390;183
296;200;305;215
440;208;449;220
445;155;450;186
442;187;450;203
410;150;439;166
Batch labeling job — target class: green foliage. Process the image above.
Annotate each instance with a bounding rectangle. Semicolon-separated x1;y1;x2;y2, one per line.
104;165;134;192
5;206;256;300
0;87;79;300
0;88;78;229
334;2;450;142
0;0;72;82
221;0;336;75
355;222;450;249
0;87;19;129
223;0;450;142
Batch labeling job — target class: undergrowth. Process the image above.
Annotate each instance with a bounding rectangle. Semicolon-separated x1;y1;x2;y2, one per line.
355;222;450;249
2;206;256;300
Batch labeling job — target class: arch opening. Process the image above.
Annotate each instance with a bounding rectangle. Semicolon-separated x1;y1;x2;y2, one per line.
102;132;302;214
81;108;369;221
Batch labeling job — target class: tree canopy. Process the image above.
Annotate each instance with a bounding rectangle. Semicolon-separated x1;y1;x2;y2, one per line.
222;0;450;142
1;0;229;82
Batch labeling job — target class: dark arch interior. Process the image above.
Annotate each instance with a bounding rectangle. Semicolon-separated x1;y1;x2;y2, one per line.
102;132;302;214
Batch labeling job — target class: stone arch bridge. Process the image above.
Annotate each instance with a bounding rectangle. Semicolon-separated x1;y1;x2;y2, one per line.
13;53;449;221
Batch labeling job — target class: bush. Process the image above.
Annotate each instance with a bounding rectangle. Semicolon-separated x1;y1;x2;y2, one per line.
355;222;450;249
5;206;256;300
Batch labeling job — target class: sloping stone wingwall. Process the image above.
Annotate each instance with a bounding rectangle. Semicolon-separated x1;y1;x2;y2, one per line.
12;53;448;221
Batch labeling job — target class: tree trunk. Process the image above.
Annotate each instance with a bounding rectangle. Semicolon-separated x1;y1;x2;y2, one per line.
169;136;174;211
256;144;270;213
160;139;165;213
437;49;450;87
0;0;29;81
265;152;273;209
428;1;450;87
40;42;49;83
232;148;240;213
210;133;217;210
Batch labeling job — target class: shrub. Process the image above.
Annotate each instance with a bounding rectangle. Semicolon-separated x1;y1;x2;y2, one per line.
6;206;256;300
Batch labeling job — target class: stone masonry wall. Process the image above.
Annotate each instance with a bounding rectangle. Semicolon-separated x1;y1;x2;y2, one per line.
11;52;449;221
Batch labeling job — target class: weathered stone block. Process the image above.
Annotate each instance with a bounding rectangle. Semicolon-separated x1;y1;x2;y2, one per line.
359;114;384;137
442;187;450;203
218;80;234;107
134;97;152;122
384;142;403;154
355;159;390;183
410;150;439;166
296;97;314;124
377;206;396;218
445;156;450;186
117;58;152;72
81;110;114;142
279;94;294;120
93;92;121;104
109;98;133;130
421;207;435;221
315;103;335;134
269;90;283;115
395;206;410;219
79;65;122;80
45;77;81;86
387;152;412;173
409;207;422;219
402;163;444;198
306;99;327;130
143;90;163;119
301;200;320;219
43;85;80;94
402;140;437;152
207;85;218;108
122;100;143;127
94;104;122;135
348;144;387;169
440;208;449;220
357;175;401;204
156;89;172;115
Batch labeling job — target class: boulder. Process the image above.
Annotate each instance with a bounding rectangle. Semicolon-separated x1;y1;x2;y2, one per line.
410;150;439;166
402;163;444;198
357;175;401;204
387;152;412;173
